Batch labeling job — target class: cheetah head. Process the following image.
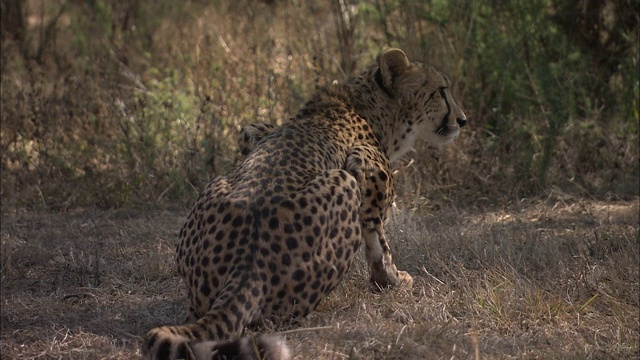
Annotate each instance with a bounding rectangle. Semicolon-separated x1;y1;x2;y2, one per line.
375;49;467;158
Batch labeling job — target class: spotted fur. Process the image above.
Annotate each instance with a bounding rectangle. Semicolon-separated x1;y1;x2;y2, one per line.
142;48;466;360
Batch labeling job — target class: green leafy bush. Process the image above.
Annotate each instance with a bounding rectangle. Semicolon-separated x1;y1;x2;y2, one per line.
1;0;637;208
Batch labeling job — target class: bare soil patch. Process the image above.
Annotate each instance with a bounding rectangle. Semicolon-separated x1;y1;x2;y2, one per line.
2;198;638;359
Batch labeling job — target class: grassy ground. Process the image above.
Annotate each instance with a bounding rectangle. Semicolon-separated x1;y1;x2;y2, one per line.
1;197;637;359
2;2;637;359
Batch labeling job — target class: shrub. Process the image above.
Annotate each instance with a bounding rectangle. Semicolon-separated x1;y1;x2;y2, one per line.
1;0;637;209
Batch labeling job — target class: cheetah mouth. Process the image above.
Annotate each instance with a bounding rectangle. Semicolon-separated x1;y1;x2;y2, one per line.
434;123;460;142
435;124;450;137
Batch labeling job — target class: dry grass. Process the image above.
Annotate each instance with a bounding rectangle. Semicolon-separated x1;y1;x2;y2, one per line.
2;2;637;358
3;1;637;209
2;198;638;359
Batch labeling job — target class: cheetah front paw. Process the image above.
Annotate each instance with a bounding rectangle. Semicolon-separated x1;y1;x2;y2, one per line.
370;268;414;290
396;270;414;288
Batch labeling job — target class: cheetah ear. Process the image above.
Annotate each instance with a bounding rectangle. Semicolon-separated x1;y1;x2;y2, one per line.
377;48;410;95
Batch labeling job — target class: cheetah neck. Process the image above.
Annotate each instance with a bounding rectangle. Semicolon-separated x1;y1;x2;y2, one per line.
299;78;417;164
345;74;416;164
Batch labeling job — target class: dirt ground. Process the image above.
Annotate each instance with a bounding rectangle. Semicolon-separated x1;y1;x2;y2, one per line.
1;197;638;359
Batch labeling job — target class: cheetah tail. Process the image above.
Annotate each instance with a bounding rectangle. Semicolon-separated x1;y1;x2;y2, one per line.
190;334;292;360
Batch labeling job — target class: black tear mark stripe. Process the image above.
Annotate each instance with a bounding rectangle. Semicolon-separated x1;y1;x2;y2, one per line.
441;88;451;123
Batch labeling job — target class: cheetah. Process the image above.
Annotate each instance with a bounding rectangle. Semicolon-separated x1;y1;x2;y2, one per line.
142;48;467;359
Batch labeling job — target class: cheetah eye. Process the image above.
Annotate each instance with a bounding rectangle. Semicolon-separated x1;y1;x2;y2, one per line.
422;86;448;103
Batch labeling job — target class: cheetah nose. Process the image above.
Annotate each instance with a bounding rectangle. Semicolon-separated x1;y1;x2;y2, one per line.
456;117;467;127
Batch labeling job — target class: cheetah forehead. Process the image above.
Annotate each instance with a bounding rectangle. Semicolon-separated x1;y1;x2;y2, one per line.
402;62;451;90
